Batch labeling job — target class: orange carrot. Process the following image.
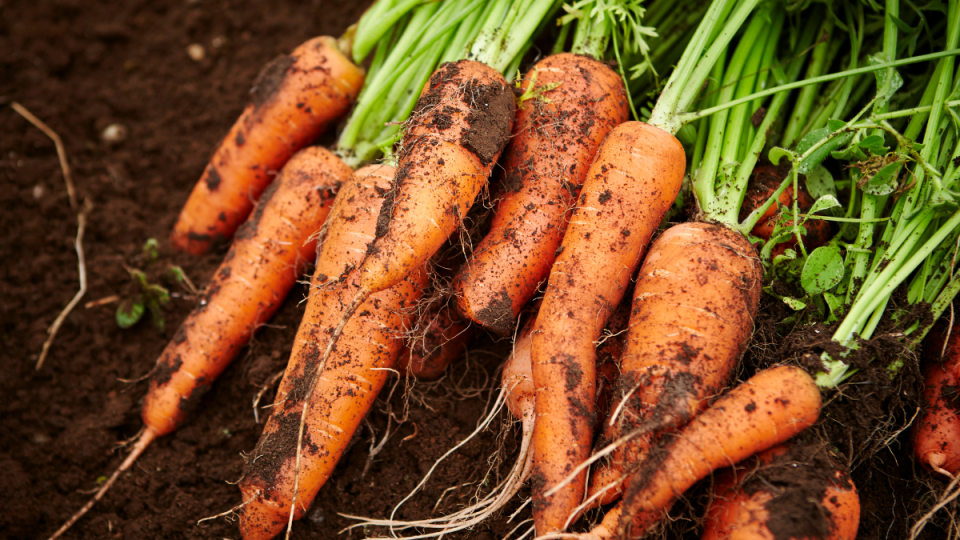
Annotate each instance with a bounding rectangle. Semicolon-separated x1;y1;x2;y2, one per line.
742;166;830;257
396;302;475;380
916;323;960;476
587;222;763;509
357;60;515;297
47;146;352;540
611;365;822;539
238;164;429;540
172;36;364;255
702;442;860;540
529;121;685;533
453;54;629;334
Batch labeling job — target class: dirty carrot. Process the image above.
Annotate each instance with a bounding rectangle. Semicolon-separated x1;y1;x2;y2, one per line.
396;302;475;380
453;52;629;334
702;442;860;540
586;222;763;510
528;119;685;532
47;146;352;540
171;36;364;255
916;323;960;476
238;164;428;540
572;366;820;540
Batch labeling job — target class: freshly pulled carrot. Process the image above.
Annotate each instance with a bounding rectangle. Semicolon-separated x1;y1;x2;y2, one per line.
610;365;821;539
916;323;960;476
358;60;515;297
454;54;629;334
238;164;428;540
396;302;475;380
587;222;763;509
530;121;685;533
742;166;830;257
48;146;351;540
172;36;364;255
702;442;860;540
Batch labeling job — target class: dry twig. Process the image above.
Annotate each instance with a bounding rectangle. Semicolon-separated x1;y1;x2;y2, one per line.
11;102;89;370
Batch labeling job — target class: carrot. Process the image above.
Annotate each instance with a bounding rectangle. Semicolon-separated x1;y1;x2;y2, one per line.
171;36;364;255
915;323;960;476
47;146;352;540
529;120;685;533
568;366;820;540
396;302;475;380
702;442;860;540
741;167;830;257
357;60;514;297
586;222;763;511
615;365;821;538
238;164;429;540
453;53;629;334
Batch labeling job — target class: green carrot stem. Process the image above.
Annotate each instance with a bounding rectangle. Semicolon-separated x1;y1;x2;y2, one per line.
782;10;835;149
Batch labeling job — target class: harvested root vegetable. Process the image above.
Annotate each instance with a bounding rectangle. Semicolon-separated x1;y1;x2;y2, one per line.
702;442;860;540
742;166;830;257
239;164;428;540
396;302;475;380
48;146;351;540
530;120;685;533
916;323;960;476
172;36;364;255
454;53;629;334
615;365;821;538
358;60;515;297
587;222;763;509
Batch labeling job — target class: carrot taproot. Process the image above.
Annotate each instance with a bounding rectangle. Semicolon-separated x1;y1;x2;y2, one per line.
453;53;629;334
171;36;364;255
915;323;960;476
612;365;822;539
396;302;475;380
47;146;352;540
701;442;860;540
529;121;685;533
238;164;429;540
586;222;763;509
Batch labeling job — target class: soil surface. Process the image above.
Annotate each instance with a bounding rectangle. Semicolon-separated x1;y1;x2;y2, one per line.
1;1;955;540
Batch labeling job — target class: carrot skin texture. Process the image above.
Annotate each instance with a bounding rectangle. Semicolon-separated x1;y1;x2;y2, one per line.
454;54;629;334
172;36;364;255
702;444;860;540
238;165;428;540
530;121;685;533
915;324;960;475
617;365;822;538
359;60;515;295
588;222;762;506
144;146;351;436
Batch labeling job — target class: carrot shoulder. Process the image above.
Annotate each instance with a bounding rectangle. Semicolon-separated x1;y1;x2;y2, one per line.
530;121;685;533
588;222;762;507
172;36;364;255
238;165;428;540
454;53;629;334
915;324;960;475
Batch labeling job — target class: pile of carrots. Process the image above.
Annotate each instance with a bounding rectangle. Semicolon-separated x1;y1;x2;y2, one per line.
46;0;960;539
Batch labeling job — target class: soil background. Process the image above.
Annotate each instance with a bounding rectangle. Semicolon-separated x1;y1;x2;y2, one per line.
0;1;953;540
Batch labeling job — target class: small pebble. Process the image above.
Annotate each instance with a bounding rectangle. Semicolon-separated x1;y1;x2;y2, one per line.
101;123;127;143
187;43;206;61
212;35;227;49
34;433;50;444
32;184;45;199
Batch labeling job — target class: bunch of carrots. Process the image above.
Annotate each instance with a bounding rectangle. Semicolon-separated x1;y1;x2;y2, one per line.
46;0;960;539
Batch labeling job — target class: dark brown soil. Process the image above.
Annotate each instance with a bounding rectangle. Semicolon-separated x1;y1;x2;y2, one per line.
2;2;955;540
